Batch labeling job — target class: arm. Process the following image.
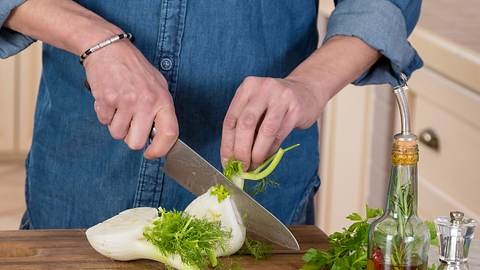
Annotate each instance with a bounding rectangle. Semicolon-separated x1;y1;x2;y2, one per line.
220;0;422;169
5;0;178;158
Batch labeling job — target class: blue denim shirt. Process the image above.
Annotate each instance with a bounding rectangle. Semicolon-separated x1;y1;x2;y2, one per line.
0;0;422;229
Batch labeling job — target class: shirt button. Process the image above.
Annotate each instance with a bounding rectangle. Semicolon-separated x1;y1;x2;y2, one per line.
160;58;173;71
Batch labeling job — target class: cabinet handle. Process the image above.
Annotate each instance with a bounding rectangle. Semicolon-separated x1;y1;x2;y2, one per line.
419;129;440;151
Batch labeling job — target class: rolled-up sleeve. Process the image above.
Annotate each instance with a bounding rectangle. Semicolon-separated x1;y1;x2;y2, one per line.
0;0;35;59
325;0;423;86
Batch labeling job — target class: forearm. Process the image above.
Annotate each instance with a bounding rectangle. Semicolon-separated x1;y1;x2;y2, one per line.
287;36;380;104
5;0;122;55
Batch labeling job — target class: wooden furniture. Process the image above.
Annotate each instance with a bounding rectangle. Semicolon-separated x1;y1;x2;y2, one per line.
0;42;41;161
404;0;480;226
0;226;328;270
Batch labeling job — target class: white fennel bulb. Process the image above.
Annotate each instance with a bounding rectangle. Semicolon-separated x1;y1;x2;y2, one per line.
86;207;196;270
185;185;246;256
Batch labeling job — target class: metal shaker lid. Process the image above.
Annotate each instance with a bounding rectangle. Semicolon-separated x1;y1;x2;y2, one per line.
436;211;476;228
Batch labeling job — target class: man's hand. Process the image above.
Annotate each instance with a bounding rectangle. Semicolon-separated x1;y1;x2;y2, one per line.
220;76;325;170
84;41;178;159
5;0;179;159
221;36;380;169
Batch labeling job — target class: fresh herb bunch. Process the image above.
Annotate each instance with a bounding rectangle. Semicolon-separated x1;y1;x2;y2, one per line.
302;205;439;270
223;144;300;193
301;206;384;270
143;208;231;269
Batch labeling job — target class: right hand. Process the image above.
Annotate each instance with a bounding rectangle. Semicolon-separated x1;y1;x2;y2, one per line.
83;40;178;159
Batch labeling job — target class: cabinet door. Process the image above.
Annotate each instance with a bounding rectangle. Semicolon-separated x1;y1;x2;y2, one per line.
407;68;480;225
18;43;42;153
0;43;41;159
0;56;16;153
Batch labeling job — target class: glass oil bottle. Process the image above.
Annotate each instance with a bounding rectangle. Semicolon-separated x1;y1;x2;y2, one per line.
367;78;430;270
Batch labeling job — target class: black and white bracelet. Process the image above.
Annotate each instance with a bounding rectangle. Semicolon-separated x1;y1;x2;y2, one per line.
79;33;133;65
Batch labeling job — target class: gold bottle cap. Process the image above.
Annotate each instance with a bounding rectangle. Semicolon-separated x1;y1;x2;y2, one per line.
391;138;418;165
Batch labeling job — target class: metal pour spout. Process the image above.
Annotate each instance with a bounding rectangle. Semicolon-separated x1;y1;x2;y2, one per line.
394;84;411;135
393;74;416;141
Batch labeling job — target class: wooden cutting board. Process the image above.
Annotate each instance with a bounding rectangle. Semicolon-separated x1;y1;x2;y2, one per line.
0;225;329;270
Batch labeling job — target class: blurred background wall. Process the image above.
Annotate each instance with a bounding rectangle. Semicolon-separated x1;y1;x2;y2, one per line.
0;0;479;233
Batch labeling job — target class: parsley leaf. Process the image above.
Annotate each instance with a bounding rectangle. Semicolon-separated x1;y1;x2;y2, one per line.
301;206;383;270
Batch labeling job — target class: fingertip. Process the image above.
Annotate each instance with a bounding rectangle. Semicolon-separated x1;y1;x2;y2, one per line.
243;161;251;171
221;157;229;168
143;145;163;160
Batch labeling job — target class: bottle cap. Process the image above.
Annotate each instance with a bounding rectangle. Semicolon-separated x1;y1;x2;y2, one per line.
391;138;418;165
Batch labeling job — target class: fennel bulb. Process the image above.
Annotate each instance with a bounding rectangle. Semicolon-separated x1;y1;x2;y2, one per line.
185;185;246;256
86;185;247;270
86;207;195;270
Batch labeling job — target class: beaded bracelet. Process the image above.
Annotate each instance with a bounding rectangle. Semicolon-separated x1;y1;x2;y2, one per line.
79;33;133;65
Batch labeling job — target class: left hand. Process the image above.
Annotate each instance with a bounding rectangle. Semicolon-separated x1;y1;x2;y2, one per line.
220;76;326;169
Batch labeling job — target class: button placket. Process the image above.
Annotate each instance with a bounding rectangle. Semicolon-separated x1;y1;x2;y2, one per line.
135;0;187;208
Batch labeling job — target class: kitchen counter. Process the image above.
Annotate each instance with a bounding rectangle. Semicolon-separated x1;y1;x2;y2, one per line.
1;226;479;269
0;226;328;270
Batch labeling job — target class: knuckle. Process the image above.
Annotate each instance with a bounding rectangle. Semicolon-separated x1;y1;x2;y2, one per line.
162;125;179;139
223;115;237;129
156;101;174;113
140;92;157;105
122;92;138;104
97;115;109;125
289;104;303;120
280;87;294;100
260;122;279;137
243;76;258;85
165;128;179;139
103;92;118;105
262;77;277;86
239;112;257;129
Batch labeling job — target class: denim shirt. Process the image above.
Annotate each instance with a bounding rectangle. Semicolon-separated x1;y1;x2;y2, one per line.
0;0;422;229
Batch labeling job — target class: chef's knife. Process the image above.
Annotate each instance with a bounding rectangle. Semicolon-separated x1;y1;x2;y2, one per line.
161;139;300;250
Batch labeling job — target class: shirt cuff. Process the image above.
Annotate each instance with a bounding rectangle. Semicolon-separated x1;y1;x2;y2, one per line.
325;0;423;86
0;0;35;59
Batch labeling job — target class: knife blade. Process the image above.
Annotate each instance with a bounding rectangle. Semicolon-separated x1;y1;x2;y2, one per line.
162;139;300;250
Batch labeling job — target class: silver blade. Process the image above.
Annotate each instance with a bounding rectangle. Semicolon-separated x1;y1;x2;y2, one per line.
163;139;300;250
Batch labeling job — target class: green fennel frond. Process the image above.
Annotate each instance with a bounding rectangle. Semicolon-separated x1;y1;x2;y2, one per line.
143;208;231;269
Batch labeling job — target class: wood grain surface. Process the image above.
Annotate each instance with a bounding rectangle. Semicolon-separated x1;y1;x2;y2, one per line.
0;226;329;270
420;0;480;54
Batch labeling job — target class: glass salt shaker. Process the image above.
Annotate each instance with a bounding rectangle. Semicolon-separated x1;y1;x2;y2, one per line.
434;211;476;270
